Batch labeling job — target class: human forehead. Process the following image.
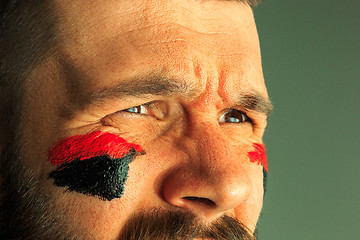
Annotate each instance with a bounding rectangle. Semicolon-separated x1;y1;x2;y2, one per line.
54;0;264;99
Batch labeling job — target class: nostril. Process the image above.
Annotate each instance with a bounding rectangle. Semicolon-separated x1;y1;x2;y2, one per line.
183;196;216;207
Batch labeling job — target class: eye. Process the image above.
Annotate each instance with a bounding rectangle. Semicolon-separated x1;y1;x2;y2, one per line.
219;109;251;123
123;105;149;115
120;101;168;120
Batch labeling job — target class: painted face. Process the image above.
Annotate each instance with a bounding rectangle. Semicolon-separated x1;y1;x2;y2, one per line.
18;0;272;239
249;143;268;172
48;131;144;200
48;133;267;202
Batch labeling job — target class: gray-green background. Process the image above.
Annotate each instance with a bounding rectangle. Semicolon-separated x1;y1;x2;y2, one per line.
254;0;360;239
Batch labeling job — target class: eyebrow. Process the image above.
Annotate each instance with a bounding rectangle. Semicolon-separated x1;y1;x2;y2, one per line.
238;91;273;117
87;74;196;102
84;75;273;118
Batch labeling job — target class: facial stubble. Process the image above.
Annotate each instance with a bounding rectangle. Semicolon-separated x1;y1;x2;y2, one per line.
0;135;258;240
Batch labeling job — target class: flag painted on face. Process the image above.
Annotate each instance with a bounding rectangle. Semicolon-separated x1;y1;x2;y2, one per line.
48;131;144;201
248;143;268;172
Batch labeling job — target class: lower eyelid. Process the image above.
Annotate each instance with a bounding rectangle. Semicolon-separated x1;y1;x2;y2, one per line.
101;110;147;126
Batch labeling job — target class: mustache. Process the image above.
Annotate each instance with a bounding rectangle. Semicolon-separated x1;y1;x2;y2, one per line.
119;209;257;240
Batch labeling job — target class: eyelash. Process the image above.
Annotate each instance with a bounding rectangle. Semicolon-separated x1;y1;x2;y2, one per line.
219;109;252;124
121;101;167;120
123;105;149;115
122;104;252;124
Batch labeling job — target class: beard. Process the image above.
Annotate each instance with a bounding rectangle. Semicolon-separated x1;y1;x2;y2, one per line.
0;134;258;240
119;210;257;240
0;135;80;240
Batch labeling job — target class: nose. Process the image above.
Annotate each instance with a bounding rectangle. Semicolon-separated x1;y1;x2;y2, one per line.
161;122;252;219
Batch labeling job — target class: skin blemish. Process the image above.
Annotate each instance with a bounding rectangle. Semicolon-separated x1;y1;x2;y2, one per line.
248;143;268;172
48;131;145;201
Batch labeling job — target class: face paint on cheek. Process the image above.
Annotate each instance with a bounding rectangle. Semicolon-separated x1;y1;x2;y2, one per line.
248;143;268;172
48;131;145;201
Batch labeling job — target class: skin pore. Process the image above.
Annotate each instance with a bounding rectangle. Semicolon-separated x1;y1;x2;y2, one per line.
15;0;272;239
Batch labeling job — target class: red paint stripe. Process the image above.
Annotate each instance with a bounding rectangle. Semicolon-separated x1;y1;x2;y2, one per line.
248;143;268;172
49;131;143;166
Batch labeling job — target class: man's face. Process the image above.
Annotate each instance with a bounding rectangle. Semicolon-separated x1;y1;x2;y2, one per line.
17;0;270;239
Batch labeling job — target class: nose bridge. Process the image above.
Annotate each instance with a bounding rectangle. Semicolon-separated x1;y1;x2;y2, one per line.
188;121;232;169
186;121;250;190
161;118;252;218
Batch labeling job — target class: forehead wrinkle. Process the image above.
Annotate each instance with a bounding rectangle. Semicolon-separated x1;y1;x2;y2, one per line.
124;21;247;58
55;0;261;110
201;0;260;8
116;1;251;52
130;21;232;38
58;0;256;73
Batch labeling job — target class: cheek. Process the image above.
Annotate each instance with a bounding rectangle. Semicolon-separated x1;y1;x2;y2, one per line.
51;187;139;240
248;143;267;172
48;131;144;201
48;131;143;166
233;163;264;232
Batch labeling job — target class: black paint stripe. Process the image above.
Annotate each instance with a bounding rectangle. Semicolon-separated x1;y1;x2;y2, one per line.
49;149;137;201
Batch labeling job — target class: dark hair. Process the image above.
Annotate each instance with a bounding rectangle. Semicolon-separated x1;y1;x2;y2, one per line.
119;209;257;240
0;0;57;144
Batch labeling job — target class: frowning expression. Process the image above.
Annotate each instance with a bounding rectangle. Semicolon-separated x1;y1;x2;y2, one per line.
20;0;271;239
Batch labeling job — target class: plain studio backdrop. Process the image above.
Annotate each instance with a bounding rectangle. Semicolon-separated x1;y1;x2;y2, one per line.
254;0;360;239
